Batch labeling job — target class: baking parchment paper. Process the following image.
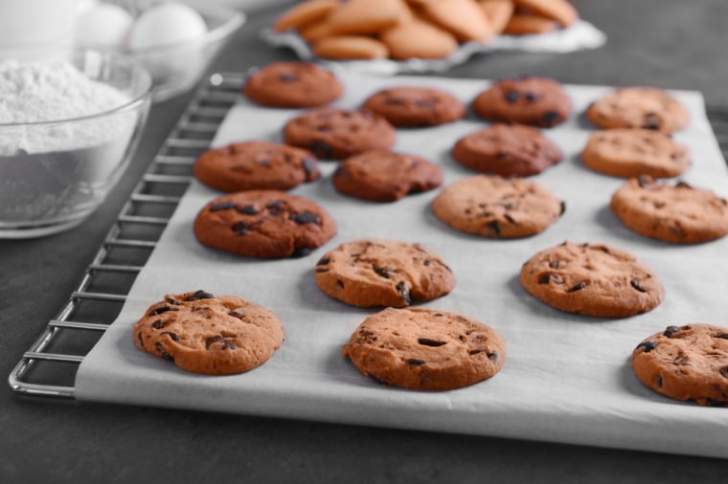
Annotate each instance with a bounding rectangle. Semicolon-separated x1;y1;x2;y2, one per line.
76;72;728;458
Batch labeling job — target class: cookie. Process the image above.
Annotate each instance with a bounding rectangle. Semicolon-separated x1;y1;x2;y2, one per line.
520;242;664;318
479;0;515;34
133;291;284;375
244;62;343;108
299;19;336;43
416;0;494;42
283;108;396;159
632;324;728;406
194;191;337;258
503;14;557;35
452;124;563;177
343;307;506;391
581;129;690;178
472;77;571;128
274;0;339;32
333;150;442;202
380;18;458;60
362;86;465;127
610;177;728;244
432;175;564;238
326;0;408;35
193;141;320;192
315;240;455;307
586;87;689;134
513;0;578;27
313;36;390;60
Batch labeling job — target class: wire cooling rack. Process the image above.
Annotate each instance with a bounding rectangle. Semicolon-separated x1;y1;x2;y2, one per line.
8;73;728;399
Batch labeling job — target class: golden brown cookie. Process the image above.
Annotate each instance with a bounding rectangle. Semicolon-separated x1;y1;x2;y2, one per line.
313;36;390;60
479;0;515;34
343;307;506;390
133;291;284;375
315;240;455;307
610;177;728;244
332;150;443;202
581;129;690;179
520;241;664;318
432;175;564;238
283;108;396;159
244;62;343;108
503;14;558;35
274;0;339;32
326;0;408;35
194;191;337;258
513;0;578;27
193;141;320;192
632;324;728;406
586;87;690;134
416;0;494;42
472;77;572;128
452;124;563;177
380;18;458;60
362;86;465;127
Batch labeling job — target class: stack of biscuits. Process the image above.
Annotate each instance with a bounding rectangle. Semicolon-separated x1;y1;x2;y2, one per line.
273;0;580;61
131;61;728;407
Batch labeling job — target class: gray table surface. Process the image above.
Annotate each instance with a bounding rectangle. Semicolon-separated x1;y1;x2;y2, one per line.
3;1;728;482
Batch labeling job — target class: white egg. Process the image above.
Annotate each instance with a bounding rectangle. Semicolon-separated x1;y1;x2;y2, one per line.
75;3;133;48
127;3;207;50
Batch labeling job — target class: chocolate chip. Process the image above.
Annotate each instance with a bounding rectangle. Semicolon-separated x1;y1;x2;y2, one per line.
549;259;564;269
538;273;552;284
705;399;727;407
715;333;728;340
406;358;425;366
188;290;214;300
148;305;174;316
630;279;647;293
487;351;498;362
720;367;728;379
675;180;692;189
524;92;538;103
316;257;330;267
637;175;653;188
642;112;661;130
209;201;236;212
559;200;566;216
235;204;259;215
542;111;560;126
228;309;245;320
656;375;663;387
396;281;411;305
151;319;165;329
155;343;173;361
567;281;588;292
160;331;180;342
302;158;318;180
373;266;391;279
266;200;285;215
309;140;333;158
231;221;248;235
222;340;236;350
291;247;313;258
486;220;501;235
636;341;656;352
504;90;519;103
277;73;297;83
384;96;405;106
417;338;446;347
292;211;320;225
205;335;223;349
504;213;517;224
663;325;680;337
336;279;345;289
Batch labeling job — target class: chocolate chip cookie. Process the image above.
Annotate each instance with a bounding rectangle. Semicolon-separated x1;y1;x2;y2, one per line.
362;86;465;127
343;307;505;390
472;77;572;128
586;87;689;134
432;175;564;238
133;291;284;375
315;240;455;308
520;242;664;318
332;150;443;202
610;177;728;244
283;108;396;159
632;324;728;406
244;62;343;108
194;191;337;258
193;141;321;192
581;129;690;178
452;124;563;177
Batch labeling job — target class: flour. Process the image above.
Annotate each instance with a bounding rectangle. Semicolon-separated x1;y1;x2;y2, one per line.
0;60;131;155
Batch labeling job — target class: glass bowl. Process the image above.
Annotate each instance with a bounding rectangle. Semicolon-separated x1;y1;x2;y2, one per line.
80;0;245;102
0;49;152;238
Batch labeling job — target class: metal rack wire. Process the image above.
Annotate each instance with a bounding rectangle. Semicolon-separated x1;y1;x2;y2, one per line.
8;74;728;399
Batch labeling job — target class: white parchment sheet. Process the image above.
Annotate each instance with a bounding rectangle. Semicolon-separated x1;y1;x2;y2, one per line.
77;73;728;458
